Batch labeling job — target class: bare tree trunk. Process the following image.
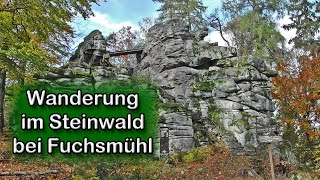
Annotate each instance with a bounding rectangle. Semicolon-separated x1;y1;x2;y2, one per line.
0;70;6;132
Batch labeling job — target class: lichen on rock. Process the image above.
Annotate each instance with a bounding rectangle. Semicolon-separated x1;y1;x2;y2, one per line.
37;19;276;155
133;19;276;155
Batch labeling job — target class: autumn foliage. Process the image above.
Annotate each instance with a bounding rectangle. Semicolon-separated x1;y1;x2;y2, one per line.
0;136;254;179
106;26;136;66
272;49;320;170
273;50;320;136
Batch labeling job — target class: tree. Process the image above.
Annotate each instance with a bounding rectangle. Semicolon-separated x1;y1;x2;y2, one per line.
206;9;231;47
220;0;320;50
0;72;5;132
106;26;137;66
226;12;285;58
219;0;286;59
272;49;320;170
281;0;320;49
134;17;155;45
153;0;207;31
220;0;285;20
0;0;100;132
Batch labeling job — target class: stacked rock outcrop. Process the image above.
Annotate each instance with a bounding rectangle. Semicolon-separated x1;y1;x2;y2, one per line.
133;19;277;154
38;20;277;155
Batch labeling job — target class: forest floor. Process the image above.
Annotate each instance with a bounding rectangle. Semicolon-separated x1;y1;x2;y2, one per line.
0;129;315;180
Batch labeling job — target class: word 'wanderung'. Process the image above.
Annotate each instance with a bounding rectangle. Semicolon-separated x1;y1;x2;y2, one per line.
26;90;139;110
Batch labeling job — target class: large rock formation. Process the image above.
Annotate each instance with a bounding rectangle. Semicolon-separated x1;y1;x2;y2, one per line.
39;19;277;155
133;19;277;155
69;30;109;67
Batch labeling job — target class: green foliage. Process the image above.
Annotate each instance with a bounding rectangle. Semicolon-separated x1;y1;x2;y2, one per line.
192;38;200;54
273;51;320;172
194;81;216;91
181;148;208;163
221;0;285;19
0;0;100;131
313;144;320;173
221;0;319;50
214;0;289;65
208;104;223;128
224;11;285;59
154;0;207;31
169;146;211;164
159;102;185;111
282;0;320;49
72;70;92;77
0;0;100;80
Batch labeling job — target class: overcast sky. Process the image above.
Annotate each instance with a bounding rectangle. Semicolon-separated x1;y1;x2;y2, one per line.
71;0;295;48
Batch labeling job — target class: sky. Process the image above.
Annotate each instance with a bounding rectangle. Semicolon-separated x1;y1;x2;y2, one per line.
72;0;225;47
71;0;295;49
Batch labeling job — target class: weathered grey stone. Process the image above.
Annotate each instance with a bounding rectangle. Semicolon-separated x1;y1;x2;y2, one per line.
199;91;211;98
119;68;128;74
163;112;192;126
244;109;270;126
63;70;73;77
46;72;61;79
195;28;209;40
237;82;251;92
133;19;276;154
248;56;268;72
238;91;274;111
199;100;208;118
224;67;269;82
116;74;131;80
262;69;278;77
216;100;243;110
212;89;228;98
38;19;277;155
169;138;195;153
220;110;242;121
54;78;72;84
164;39;186;57
206;70;226;80
208;66;221;71
71;66;90;73
169;127;194;137
93;68;113;77
69;30;107;66
216;79;240;93
227;95;241;102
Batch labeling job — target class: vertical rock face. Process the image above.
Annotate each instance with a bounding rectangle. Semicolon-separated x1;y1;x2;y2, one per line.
134;19;277;154
39;20;277;155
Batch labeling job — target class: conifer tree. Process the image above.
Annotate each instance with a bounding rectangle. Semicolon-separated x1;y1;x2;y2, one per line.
153;0;207;31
